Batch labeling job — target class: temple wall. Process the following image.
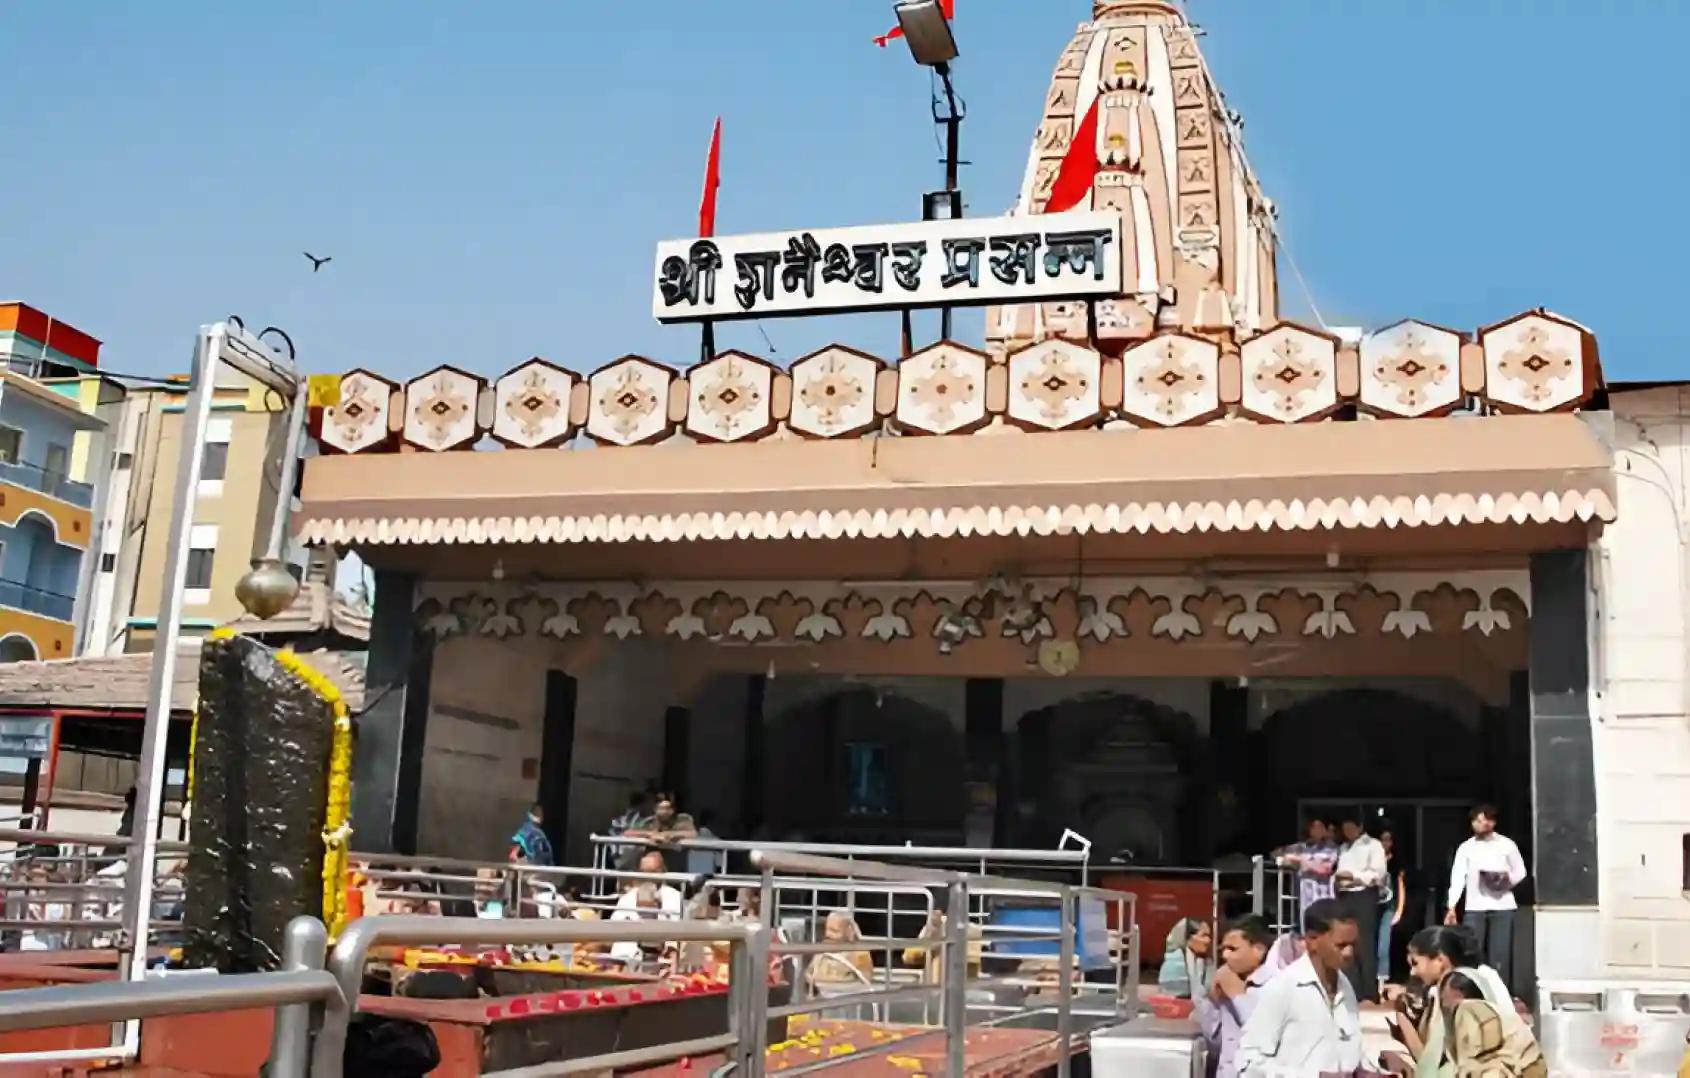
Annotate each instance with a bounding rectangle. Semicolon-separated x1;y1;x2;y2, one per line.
1589;388;1690;979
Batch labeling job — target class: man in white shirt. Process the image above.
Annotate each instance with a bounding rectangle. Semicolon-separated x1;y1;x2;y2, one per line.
1334;813;1388;1002
608;851;684;962
1236;899;1365;1077
1443;803;1527;994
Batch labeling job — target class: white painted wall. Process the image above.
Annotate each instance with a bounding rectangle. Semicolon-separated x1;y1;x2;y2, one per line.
1593;391;1690;977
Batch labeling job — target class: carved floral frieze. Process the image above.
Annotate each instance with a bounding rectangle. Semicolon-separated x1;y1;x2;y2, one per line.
412;571;1530;650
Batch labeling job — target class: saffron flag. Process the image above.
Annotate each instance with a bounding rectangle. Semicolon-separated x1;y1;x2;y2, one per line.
1044;97;1100;213
699;117;722;237
875;0;954;47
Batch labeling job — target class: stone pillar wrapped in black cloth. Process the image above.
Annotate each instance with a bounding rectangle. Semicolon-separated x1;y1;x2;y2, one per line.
183;633;337;972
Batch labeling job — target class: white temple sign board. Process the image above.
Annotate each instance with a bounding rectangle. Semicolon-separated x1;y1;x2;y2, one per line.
653;211;1123;323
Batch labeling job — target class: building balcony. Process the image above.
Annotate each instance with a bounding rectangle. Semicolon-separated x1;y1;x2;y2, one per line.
0;580;75;623
0;460;92;508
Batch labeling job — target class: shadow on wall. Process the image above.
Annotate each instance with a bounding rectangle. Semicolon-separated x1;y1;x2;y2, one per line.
763;688;964;844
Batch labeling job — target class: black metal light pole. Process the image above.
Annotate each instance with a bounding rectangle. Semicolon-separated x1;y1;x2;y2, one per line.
895;0;963;342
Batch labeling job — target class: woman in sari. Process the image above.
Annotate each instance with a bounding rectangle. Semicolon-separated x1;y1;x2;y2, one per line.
1439;972;1548;1077
1156;917;1213;999
1381;928;1544;1077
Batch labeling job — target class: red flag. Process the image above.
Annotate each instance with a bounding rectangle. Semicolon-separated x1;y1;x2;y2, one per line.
698;117;722;237
1044;97;1100;213
875;0;954;47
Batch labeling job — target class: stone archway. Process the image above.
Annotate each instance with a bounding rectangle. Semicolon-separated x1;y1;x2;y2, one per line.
1012;693;1201;865
764;687;964;844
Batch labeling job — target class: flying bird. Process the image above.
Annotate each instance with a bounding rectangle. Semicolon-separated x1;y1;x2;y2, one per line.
304;252;332;272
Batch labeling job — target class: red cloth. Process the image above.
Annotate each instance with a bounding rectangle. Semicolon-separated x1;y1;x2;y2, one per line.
698;117;722;237
1045;97;1100;213
874;0;955;47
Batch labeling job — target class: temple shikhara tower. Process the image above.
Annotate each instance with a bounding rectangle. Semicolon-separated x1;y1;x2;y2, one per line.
990;0;1276;355
291;0;1690;1022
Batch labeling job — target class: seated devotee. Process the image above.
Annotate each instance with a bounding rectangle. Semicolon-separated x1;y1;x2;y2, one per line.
1157;917;1214;999
615;851;683;918
900;908;984;985
1438;971;1548;1077
808;909;875;986
609;884;670;963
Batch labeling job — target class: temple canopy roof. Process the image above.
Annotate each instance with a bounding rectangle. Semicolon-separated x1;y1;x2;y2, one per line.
297;3;1614;563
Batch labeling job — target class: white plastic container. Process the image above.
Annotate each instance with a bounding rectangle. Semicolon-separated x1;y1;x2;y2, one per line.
1090;1015;1207;1078
1540;979;1690;1075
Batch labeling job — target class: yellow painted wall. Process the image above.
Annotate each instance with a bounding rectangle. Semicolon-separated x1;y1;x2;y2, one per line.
0;480;91;550
0;606;74;659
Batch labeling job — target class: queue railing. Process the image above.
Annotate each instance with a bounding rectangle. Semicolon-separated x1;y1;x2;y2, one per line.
590;833;1092;889
306;914;769;1078
0;916;343;1077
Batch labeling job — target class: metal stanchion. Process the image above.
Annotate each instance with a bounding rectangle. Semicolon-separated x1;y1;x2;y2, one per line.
266;916;328;1078
943;880;968;1077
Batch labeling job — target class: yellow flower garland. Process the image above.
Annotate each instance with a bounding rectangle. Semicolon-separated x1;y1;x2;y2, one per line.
192;629;355;939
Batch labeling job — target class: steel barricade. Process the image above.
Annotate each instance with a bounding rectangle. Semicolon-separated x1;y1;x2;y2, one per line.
308;914;767;1078
0;915;340;1077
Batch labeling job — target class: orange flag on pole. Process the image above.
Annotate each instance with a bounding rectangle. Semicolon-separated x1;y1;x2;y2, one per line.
875;0;954;47
1044;97;1100;213
698;117;722;237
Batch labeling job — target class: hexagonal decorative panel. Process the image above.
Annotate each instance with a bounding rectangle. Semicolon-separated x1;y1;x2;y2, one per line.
491;358;577;448
685;351;776;443
1239;323;1340;423
1359;320;1463;418
895;342;990;435
586;356;675;446
1120;334;1222;427
1006;339;1102;430
319;369;397;454
789;345;883;439
403;365;484;451
1480;311;1592;413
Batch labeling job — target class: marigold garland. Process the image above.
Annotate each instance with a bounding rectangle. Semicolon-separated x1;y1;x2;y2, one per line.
272;646;355;941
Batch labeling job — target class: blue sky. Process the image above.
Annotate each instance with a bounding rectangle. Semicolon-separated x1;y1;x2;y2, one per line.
4;2;1686;380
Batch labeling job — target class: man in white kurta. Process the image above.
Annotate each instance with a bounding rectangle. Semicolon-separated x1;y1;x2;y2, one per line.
1237;899;1365;1077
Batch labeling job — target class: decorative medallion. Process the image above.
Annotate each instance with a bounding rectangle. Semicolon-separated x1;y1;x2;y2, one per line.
1120;333;1221;426
896;342;989;435
686;351;775;443
1239;323;1341;422
586;356;674;446
491;358;577;448
1359;321;1462;418
318;369;397;454
1480;311;1592;413
402;365;483;452
1007;339;1102;430
789;345;883;439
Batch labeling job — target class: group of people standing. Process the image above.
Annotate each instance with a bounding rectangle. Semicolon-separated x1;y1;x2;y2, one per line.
1154;803;1540;1076
1276;804;1525;1003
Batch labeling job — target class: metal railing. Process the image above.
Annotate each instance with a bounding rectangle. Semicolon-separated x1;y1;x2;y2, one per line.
0;916;344;1076
307;914;769;1078
0;846;1152;1076
0;459;93;508
0;827;189;953
0;578;76;622
590;833;1092;890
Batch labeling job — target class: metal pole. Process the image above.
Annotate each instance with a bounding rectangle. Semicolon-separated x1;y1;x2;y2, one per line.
267;916;327;1078
121;325;220;1004
1056;885;1074;1078
935;61;962;343
942;881;967;1078
739;922;770;1075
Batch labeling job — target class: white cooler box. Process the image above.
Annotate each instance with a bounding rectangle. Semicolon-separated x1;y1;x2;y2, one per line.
1090;1015;1207;1078
1540;979;1690;1075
